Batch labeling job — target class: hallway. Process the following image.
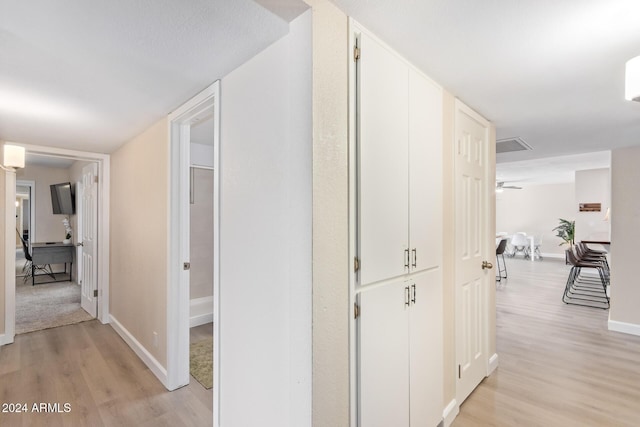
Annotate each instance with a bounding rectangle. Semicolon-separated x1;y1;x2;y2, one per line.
454;257;640;426
0;320;212;426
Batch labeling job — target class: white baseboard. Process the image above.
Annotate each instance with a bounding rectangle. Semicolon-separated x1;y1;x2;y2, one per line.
488;353;499;375
190;296;214;328
442;399;459;427
0;333;14;346
109;315;169;389
608;319;640;337
540;252;564;260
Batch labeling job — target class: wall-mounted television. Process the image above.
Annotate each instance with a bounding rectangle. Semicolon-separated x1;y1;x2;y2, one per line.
50;182;75;215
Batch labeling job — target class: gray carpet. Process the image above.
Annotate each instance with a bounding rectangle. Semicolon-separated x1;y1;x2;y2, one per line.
16;279;93;335
190;339;213;389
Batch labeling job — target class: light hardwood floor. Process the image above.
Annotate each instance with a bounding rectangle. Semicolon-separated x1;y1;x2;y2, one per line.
453;257;640;426
0;320;213;426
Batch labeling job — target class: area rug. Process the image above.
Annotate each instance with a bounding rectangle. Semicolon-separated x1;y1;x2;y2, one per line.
15;279;93;334
190;339;213;389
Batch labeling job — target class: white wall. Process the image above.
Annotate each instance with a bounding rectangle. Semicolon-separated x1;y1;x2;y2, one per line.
189;167;213;301
575;168;610;242
110;118;169;368
16;164;72;243
609;147;640;332
219;10;312;426
190;143;214;168
307;1;350;425
496;182;575;257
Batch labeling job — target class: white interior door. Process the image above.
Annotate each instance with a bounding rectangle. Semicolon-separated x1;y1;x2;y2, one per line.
455;101;490;404
81;162;98;317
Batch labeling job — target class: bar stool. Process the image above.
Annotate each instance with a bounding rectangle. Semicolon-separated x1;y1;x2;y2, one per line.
563;249;609;309
496;238;508;281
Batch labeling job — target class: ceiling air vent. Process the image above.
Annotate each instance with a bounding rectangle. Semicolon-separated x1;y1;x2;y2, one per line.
496;137;533;154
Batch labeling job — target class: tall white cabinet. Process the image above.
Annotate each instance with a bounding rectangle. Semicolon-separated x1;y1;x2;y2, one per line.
353;24;444;427
358;33;442;287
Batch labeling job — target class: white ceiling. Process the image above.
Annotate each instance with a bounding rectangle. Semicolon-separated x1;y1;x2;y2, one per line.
0;0;292;153
24;153;76;169
2;0;639;171
331;0;640;166
496;151;610;187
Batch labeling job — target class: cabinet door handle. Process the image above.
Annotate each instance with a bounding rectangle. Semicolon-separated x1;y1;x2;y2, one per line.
404;249;410;269
411;284;416;304
405;286;410;306
411;248;417;268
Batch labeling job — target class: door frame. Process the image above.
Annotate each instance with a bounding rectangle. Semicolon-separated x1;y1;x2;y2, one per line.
167;80;220;424
16;179;36;250
2;144;110;345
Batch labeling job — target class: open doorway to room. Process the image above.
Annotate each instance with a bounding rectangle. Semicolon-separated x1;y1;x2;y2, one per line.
3;144;110;344
187;115;215;391
13;154;98;334
167;81;219;423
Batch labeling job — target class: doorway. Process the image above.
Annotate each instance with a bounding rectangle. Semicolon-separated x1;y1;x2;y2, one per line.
2;144;110;344
167;81;220;424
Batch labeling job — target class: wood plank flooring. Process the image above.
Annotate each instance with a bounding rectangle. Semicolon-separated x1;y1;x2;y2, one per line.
453;257;640;427
0;321;213;426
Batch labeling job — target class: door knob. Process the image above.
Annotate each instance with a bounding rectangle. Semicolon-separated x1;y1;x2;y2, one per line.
482;261;493;270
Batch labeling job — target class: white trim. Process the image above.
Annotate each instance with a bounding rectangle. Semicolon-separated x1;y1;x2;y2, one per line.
15;143;111;324
540;252;564;260
442;399;459;427
110;315;168;387
3;170;16;345
167;80;220;426
347;19;358;427
608;319;640;336
0;333;12;346
488;352;499;375
16;179;35;250
190;296;214;328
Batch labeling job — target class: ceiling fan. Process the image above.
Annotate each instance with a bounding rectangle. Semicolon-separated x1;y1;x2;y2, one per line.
496;181;522;191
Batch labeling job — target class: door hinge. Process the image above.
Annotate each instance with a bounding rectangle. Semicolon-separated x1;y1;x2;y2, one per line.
458;364;461;379
93;289;98;298
183;262;191;271
354;302;360;319
94;175;99;184
353;45;360;62
354;257;360;272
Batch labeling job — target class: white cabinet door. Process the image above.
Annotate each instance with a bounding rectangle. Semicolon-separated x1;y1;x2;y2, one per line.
408;70;443;273
358;32;409;285
359;280;410;427
408;270;443;427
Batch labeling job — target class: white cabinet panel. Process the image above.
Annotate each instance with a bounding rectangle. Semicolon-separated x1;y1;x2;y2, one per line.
358;32;409;285
408;70;443;273
354;23;444;427
409;270;443;427
359;280;410;427
358;271;443;427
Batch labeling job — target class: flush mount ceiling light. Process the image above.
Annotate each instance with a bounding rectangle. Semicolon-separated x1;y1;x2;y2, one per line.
625;55;640;101
2;144;26;171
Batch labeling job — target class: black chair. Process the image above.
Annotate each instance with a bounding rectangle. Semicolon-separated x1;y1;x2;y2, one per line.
563;248;609;309
16;230;55;285
496;238;508;281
